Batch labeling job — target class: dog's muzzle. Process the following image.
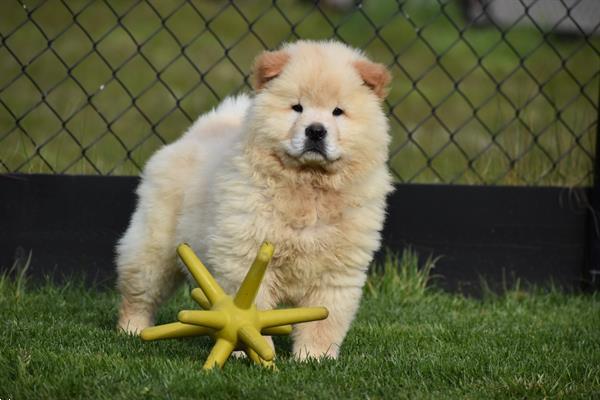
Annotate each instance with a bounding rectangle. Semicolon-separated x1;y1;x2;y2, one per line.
303;123;328;158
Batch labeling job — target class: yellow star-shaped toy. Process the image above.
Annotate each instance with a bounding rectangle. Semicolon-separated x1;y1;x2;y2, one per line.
140;242;329;370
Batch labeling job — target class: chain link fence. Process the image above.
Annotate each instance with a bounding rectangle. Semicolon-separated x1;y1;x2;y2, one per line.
1;0;598;185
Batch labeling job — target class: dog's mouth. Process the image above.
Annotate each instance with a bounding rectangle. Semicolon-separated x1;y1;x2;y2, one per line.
288;148;340;166
281;139;341;168
301;145;328;159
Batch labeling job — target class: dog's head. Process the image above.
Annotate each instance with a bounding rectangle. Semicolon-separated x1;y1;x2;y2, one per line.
246;40;391;183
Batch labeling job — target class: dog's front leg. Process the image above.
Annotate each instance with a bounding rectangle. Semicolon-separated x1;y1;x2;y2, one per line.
292;284;363;360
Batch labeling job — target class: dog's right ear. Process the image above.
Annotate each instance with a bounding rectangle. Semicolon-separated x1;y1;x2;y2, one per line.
251;50;290;90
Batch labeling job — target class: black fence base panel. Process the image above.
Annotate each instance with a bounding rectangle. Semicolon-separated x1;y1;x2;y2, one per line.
0;174;591;295
380;183;589;295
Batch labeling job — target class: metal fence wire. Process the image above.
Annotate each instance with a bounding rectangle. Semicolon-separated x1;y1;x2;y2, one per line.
1;0;598;185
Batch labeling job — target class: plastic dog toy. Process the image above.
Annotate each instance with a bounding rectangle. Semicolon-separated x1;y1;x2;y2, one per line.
140;242;329;370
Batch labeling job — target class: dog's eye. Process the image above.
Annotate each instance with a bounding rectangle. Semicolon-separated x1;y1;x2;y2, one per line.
332;107;344;116
291;104;303;113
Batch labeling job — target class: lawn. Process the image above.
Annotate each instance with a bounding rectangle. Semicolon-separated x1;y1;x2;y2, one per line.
1;254;599;399
1;0;598;185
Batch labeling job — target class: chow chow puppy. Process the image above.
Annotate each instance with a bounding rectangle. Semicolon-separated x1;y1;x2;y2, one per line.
116;40;393;360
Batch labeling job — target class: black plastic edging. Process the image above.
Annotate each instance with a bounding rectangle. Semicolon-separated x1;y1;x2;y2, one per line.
0;173;592;294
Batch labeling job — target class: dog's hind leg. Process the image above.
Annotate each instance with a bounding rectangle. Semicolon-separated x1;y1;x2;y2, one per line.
116;210;184;334
115;143;196;334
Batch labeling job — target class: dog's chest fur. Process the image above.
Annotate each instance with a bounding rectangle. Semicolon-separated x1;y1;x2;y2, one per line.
271;183;345;229
203;163;385;304
254;182;369;300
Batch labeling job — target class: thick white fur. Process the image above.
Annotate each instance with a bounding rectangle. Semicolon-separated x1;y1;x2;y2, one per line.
116;40;393;360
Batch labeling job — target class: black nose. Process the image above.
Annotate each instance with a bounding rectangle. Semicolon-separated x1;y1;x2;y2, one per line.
305;123;327;142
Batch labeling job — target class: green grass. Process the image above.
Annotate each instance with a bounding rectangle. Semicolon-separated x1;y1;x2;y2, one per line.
1;252;599;399
1;0;598;185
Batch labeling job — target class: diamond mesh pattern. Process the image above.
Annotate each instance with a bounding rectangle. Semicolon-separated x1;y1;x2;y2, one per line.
0;0;598;185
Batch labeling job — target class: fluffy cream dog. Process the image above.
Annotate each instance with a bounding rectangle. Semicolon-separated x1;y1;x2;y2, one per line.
116;40;393;360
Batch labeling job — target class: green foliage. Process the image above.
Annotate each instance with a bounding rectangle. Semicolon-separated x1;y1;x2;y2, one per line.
1;271;599;399
366;248;437;301
0;250;31;303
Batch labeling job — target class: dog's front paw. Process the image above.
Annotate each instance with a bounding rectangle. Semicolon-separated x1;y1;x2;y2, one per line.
231;350;248;359
117;315;152;335
293;344;339;361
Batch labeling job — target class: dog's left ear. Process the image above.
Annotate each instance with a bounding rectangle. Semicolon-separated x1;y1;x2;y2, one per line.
251;50;290;90
353;60;391;99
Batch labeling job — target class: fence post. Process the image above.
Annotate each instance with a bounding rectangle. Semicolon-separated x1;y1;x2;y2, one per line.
587;80;600;291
